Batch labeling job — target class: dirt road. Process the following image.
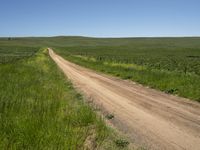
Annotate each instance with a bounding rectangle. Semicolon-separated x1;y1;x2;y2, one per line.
49;48;200;150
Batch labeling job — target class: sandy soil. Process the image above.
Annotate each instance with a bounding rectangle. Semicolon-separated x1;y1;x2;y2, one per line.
49;48;200;150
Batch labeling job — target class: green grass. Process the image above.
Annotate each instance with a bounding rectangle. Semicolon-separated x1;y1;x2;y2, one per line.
0;46;38;63
50;37;200;101
3;36;197;101
0;47;129;149
57;54;200;101
0;36;199;149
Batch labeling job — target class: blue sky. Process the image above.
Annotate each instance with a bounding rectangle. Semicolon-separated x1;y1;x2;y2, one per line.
0;0;200;37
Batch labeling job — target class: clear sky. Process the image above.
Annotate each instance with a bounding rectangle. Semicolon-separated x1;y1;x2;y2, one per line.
0;0;200;37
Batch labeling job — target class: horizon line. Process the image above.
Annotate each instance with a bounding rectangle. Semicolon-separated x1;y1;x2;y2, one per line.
0;35;200;39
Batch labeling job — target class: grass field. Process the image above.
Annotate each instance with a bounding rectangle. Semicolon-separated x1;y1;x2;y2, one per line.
0;36;199;149
1;37;200;101
52;37;200;101
0;43;130;149
0;46;38;63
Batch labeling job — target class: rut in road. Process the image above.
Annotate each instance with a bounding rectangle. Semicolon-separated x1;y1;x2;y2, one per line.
49;48;200;150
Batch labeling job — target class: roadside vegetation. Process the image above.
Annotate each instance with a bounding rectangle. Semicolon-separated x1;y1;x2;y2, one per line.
0;45;130;149
2;37;199;101
0;36;199;148
53;37;200;101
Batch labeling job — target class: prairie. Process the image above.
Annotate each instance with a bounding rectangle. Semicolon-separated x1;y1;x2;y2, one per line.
0;36;200;149
0;43;127;149
52;37;200;101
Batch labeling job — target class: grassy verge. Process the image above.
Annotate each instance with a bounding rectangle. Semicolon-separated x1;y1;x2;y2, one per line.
0;48;130;149
54;50;200;102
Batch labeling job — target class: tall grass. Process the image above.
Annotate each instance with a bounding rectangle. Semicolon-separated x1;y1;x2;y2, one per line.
0;48;114;149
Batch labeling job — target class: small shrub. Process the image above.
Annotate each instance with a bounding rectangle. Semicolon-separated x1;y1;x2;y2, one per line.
165;88;178;94
105;114;114;120
114;138;129;148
